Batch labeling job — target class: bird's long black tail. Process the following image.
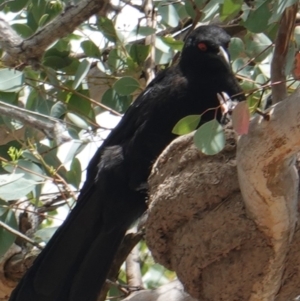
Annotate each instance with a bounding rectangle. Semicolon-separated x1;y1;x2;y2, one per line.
9;164;147;301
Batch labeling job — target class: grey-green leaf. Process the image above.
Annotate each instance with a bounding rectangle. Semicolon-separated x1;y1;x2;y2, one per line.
172;115;201;135
113;77;140;96
193;120;225;155
158;4;180;27
0;209;18;257
0;69;24;92
72;59;91;90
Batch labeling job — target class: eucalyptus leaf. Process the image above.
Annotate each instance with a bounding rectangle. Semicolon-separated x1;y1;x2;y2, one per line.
269;0;298;24
0;209;18;257
0;69;24;92
158;4;180;27
113;77;140;96
243;0;272;33
102;88;132;113
35;227;58;243
220;0;242;21
193;120;225;155
72;59;91;90
67;113;89;130
98;17;118;43
132;26;156;37
66;158;82;188
11;23;33;38
172;115;201;135
0;176;36;201
50;101;67;118
3;159;45;182
81;40;101;59
7;0;28;12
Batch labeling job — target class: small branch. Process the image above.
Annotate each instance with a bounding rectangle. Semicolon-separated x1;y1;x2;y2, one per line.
0;220;43;250
0;100;70;144
125;227;144;288
270;3;298;104
143;0;157;84
0;0;111;67
98;231;144;301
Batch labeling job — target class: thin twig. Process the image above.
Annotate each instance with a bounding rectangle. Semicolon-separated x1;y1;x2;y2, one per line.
0;219;43;250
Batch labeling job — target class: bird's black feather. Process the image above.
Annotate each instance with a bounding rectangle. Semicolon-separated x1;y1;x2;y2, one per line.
9;25;244;301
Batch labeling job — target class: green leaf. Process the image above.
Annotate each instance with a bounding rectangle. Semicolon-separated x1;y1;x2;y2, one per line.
243;0;272;33
43;67;60;87
30;0;46;23
38;14;49;27
161;37;184;51
98;17;118;43
60;141;83;164
269;0;298;24
35;227;58;243
3;160;45;182
68;90;92;117
50;101;67;118
155;48;173;65
66;158;82;188
229;38;245;61
27;10;38;32
43;56;73;70
193;120;225;155
0;209;18;257
11;23;34;38
0;69;24;92
102;88;132;113
172;115;201;135
81;40;101;58
0;199;9;216
113;77;140;96
158;4;180;27
0;174;36;201
131;26;156;37
72;59;91;90
107;49;124;72
202;0;221;22
184;0;206;19
36;144;67;180
67;113;89;130
7;0;28;12
0;91;18;105
244;33;272;63
220;0;242;21
129;45;150;65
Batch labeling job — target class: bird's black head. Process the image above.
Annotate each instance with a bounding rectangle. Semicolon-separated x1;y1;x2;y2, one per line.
179;25;244;102
180;25;231;71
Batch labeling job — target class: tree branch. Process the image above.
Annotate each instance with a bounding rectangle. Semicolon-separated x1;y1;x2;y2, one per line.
0;220;42;250
0;100;70;144
143;0;157;84
237;88;300;300
270;3;298;104
0;0;111;67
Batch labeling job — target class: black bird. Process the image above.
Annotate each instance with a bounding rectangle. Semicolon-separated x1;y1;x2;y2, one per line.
9;25;244;301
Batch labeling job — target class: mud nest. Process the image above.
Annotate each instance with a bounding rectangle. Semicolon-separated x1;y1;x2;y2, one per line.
145;128;300;301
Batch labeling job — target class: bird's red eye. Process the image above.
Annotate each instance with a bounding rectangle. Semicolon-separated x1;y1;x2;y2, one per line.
198;42;207;51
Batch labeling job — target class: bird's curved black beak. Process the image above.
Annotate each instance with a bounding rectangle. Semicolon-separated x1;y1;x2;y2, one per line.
218;46;230;65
